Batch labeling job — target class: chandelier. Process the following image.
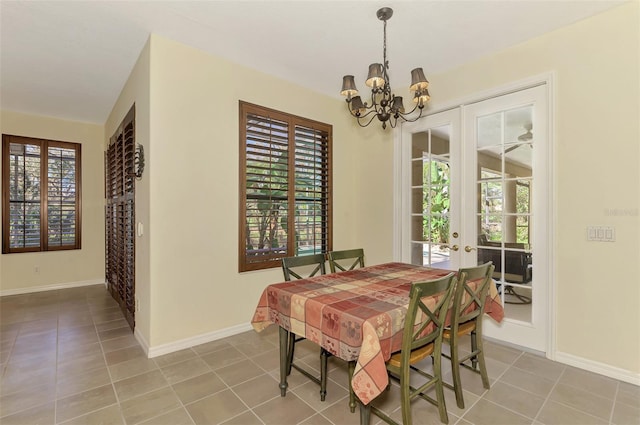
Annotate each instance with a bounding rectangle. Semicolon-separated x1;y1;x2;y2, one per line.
340;7;430;129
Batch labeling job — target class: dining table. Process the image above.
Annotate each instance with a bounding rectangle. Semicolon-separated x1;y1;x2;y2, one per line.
251;261;504;409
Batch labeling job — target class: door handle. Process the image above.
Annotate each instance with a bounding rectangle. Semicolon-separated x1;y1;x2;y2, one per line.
464;246;477;252
441;244;459;251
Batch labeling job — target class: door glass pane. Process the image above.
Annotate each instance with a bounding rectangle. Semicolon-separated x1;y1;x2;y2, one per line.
504;143;533;171
475;105;534;323
477;114;502;148
411;126;451;269
500;178;532;214
505;106;534;146
503;284;532;322
478;213;502;242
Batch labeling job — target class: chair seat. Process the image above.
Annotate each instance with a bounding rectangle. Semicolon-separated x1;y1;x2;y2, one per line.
443;321;476;339
388;342;435;368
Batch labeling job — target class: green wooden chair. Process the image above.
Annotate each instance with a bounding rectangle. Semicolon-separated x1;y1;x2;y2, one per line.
328;248;366;410
326;247;366;412
281;254;331;401
442;262;495;409
328;248;365;273
360;272;457;425
282;253;326;281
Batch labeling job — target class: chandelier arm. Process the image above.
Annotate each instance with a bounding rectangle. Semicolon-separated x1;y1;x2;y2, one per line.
345;102;379;120
395;105;425;123
369;90;384;109
398;100;424;116
368;101;381;111
349;106;378;117
356;113;380;128
357;109;380;120
396;102;422;117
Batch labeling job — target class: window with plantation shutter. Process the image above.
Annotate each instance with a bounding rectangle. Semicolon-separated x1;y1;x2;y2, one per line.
2;134;81;253
105;105;136;330
239;101;332;272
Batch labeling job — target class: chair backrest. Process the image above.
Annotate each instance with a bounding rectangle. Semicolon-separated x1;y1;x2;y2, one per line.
400;273;457;359
451;262;495;326
328;248;365;273
281;254;327;281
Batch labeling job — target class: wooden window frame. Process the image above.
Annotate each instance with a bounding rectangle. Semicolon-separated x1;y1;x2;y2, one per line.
2;134;82;254
239;101;332;272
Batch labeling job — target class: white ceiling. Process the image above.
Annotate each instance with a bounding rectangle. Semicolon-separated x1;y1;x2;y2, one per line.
0;0;626;124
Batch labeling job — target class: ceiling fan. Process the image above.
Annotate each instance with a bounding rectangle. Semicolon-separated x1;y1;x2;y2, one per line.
503;123;533;154
517;122;533;141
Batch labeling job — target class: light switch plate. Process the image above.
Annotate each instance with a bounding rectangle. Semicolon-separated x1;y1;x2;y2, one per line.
587;226;615;242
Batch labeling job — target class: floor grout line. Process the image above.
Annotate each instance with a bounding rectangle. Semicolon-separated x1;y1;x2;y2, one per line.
609;381;620;425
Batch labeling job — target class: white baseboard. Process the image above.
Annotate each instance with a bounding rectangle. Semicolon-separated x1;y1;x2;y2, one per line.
0;279;106;297
486;336;639;386
485;335;546;357
146;323;254;358
134;328;151;356
554;351;640;386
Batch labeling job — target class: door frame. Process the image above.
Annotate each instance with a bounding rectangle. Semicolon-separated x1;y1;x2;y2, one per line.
393;72;556;358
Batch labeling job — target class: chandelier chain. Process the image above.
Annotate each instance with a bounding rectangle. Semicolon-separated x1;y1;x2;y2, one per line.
383;18;388;73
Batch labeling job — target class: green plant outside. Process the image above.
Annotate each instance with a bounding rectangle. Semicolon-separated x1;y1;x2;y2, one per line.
423;160;450;244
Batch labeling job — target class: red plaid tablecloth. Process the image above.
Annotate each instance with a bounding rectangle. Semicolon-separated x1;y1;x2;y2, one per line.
251;262;503;404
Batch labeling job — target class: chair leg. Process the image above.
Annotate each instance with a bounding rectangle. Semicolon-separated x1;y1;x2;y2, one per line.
400;372;412;425
348;361;357;413
286;332;296;375
320;349;329;401
450;335;465;409
433;352;449;424
474;331;490;389
470;331;478;370
279;327;289;397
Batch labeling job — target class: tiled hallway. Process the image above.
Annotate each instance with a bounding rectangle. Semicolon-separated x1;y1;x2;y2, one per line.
0;285;638;425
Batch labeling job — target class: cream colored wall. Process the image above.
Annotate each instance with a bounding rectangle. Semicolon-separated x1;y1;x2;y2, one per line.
0;111;105;292
143;35;389;347
104;40;151;344
428;2;639;374
352;124;395;266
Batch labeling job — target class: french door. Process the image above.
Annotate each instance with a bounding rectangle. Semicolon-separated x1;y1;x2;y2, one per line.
399;84;550;351
399;109;462;271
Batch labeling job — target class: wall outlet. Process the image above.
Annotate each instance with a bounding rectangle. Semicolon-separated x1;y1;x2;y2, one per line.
135;297;140;312
34;265;40;273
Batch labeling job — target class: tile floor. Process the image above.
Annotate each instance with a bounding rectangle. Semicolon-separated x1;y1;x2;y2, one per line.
1;285;639;425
